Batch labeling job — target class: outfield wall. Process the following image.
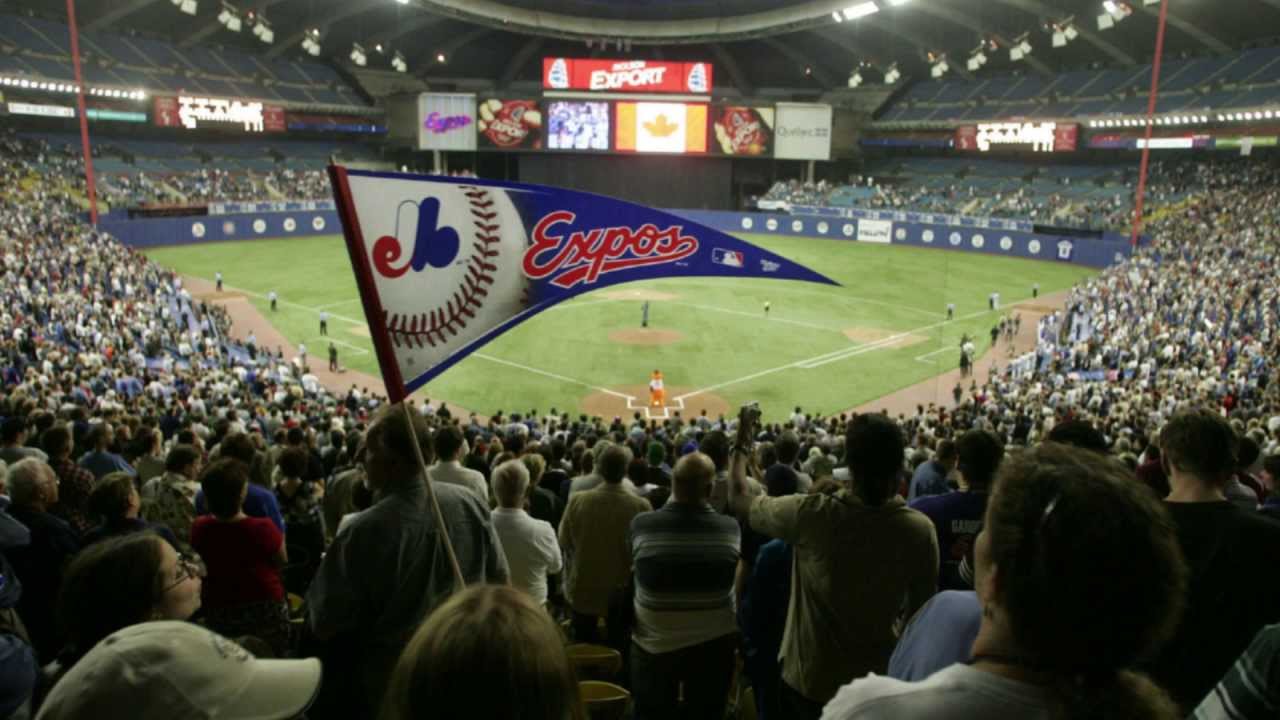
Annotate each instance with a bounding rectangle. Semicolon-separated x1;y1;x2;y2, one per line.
100;209;341;248
102;205;1132;269
673;210;1136;268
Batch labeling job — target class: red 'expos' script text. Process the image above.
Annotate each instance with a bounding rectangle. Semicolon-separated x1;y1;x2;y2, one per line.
523;211;698;289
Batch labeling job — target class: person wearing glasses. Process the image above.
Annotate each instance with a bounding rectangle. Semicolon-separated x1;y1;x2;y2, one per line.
821;443;1189;720
43;532;204;698
190;458;290;657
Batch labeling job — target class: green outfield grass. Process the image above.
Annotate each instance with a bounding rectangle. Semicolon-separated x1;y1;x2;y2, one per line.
144;233;1091;419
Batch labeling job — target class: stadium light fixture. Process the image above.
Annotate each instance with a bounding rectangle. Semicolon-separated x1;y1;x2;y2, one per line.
967;46;987;72
885;0;911;5
930;56;949;79
396;0;410;4
1266;110;1276;119
832;11;843;21
883;63;900;84
1010;35;1032;61
847;70;863;88
252;17;273;43
1065;24;1079;41
392;51;408;73
841;2;879;21
218;3;242;32
171;0;197;15
350;43;367;66
436;52;447;63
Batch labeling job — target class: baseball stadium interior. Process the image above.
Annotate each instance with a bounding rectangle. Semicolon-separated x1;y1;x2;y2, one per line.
1;0;1279;718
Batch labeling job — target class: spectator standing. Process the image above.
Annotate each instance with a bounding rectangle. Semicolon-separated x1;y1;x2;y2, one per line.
196;433;285;533
81;472;178;548
306;403;508;717
39;426;95;535
381;586;584;720
1259;455;1280;522
428;425;489;504
77;423;134;480
1191;624;1280;720
6;459;81;662
274;446;324;593
727;413;938;718
1145;410;1280;711
0;418;46;466
629;452;740;720
190;458;290;657
823;443;1188;720
559;444;651;643
907;439;958;501
491;460;562;605
910;430;1003;591
140;444;202;543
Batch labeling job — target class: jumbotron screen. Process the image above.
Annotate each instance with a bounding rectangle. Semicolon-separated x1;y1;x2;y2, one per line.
615;102;708;154
546;101;610;151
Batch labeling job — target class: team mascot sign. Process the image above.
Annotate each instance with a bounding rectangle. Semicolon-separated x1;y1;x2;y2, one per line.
329;167;837;402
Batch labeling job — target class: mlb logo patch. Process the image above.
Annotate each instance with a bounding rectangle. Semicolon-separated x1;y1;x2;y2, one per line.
712;248;744;268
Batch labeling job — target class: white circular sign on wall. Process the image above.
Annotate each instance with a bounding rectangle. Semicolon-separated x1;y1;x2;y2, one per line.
741;217;754;230
283;217;297;232
791;220;803;233
999;236;1013;251
842;224;855;237
312;216;326;231
817;221;829;234
922;229;935;244
895;227;907;241
765;218;778;231
191;222;206;238
971;234;985;249
222;221;236;236
252;219;267;234
1028;239;1042;255
949;232;962;246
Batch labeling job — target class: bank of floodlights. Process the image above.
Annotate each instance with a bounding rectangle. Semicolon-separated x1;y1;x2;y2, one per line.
350;43;368;66
170;0;197;15
217;3;242;32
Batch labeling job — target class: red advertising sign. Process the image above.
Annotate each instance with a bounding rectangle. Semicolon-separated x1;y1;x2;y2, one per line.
263;105;286;132
543;58;712;94
954;122;1078;152
152;95;285;133
153;96;180;128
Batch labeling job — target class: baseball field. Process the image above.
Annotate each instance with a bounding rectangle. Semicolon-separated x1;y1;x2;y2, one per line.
144;233;1090;420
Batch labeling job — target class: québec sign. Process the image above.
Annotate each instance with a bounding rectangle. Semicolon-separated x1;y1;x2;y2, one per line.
543;58;713;94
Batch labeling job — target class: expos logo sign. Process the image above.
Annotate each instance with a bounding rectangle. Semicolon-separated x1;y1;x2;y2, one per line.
425;112;472;134
522;211;698;289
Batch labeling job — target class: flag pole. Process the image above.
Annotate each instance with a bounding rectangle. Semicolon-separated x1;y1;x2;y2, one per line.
66;0;99;227
1129;0;1170;248
402;402;466;589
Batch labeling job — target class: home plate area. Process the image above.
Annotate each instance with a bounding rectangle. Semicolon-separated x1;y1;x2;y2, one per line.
580;384;730;421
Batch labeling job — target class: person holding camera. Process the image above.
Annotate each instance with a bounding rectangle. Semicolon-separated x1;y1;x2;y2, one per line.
725;407;938;720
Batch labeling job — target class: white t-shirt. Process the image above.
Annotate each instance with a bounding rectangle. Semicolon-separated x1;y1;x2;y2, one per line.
821;664;1054;720
490;508;562;605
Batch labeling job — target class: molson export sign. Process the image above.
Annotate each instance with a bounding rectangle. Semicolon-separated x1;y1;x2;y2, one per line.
543;58;712;94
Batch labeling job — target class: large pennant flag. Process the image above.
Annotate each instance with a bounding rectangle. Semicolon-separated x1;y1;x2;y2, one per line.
329;167;837;402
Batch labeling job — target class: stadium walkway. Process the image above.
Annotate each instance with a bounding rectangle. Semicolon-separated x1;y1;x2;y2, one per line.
852;289;1070;418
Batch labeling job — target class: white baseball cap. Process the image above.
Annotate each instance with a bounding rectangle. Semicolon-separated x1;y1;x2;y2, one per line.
36;621;321;720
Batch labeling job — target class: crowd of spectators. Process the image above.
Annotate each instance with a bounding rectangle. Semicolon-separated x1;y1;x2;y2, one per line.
98;167;332;208
2;126;1280;719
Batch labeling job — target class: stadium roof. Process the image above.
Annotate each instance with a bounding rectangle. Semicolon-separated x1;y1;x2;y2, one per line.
13;0;1280;91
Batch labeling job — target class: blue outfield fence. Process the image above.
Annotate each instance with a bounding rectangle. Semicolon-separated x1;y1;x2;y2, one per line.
102;205;1136;269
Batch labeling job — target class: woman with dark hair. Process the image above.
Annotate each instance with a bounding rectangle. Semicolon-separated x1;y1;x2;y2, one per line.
382;585;584;720
49;533;203;683
189;458;290;656
81;472;179;548
275;446;323;593
822;443;1189;720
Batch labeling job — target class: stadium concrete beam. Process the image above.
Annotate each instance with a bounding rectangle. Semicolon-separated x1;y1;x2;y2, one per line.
413;27;495;70
85;0;161;33
175;0;291;49
369;14;448;48
908;3;1053;77
711;43;755;97
762;37;837;89
262;0;387;60
810;26;974;82
497;36;544;88
1132;5;1232;55
986;0;1136;66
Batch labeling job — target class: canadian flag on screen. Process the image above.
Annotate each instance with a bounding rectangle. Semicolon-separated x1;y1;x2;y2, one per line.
615;102;707;154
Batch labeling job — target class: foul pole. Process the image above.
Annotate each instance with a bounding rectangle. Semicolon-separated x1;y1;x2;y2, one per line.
1129;0;1170;248
66;0;100;227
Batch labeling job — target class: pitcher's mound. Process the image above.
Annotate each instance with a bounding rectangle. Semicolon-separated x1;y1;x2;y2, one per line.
609;329;683;346
599;289;680;301
580;385;731;421
844;326;928;348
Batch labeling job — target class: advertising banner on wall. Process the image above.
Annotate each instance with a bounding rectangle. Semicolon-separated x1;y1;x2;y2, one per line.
417;93;477;151
856;218;893;244
543;58;712;94
476;98;543;149
710;106;774;156
774;103;832;160
615;102;707;154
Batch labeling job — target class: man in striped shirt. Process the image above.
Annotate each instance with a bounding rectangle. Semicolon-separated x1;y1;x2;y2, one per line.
1192;624;1280;719
629;452;740;720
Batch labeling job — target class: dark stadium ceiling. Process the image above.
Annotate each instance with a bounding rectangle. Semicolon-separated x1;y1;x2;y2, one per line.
12;0;1280;91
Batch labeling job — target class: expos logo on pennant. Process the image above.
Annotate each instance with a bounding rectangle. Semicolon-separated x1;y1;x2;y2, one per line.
330;168;835;400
